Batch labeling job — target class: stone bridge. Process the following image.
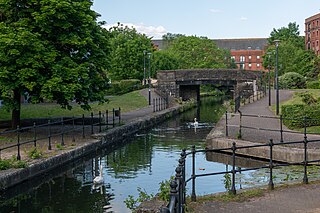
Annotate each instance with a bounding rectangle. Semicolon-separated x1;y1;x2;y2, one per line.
156;69;264;106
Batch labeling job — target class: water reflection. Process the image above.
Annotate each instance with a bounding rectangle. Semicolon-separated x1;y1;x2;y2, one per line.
1;96;239;213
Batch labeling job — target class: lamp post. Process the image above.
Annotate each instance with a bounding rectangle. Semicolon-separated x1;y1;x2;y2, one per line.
267;52;271;106
147;52;151;105
143;50;146;87
274;40;280;115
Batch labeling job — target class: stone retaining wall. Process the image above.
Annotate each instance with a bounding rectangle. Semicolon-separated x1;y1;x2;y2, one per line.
0;102;195;190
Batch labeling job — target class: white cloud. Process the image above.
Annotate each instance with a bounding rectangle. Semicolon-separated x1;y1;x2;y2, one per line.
103;23;167;39
240;17;248;21
209;9;221;13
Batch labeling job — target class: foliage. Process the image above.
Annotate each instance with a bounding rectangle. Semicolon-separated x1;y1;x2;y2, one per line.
306;80;320;89
108;23;153;81
0;156;27;170
107;79;142;95
263;22;317;78
0;0;110;128
152;51;180;72
158;176;174;201
28;147;43;159
282;104;320;128
223;173;232;192
124;187;154;211
278;72;306;89
56;144;64;150
296;92;317;105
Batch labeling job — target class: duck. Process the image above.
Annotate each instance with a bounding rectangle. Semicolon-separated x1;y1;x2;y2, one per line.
93;164;104;185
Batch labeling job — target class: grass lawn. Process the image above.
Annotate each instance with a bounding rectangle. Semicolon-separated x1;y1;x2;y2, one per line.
0;90;148;120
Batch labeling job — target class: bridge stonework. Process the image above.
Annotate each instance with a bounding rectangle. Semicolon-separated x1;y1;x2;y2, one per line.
157;69;264;107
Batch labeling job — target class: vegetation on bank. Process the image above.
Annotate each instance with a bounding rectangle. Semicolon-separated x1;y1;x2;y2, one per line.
0;90;148;121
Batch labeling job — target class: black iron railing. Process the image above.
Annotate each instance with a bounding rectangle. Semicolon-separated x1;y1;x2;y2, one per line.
0;108;121;160
153;97;169;112
161;133;320;213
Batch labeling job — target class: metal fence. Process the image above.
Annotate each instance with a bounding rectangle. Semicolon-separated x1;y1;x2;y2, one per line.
161;134;320;213
153;97;169;112
225;111;320;141
0;108;121;160
235;91;264;112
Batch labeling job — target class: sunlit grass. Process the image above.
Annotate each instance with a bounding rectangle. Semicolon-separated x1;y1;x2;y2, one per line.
0;90;148;120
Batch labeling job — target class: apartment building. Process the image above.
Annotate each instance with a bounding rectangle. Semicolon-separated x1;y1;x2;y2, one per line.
305;12;320;55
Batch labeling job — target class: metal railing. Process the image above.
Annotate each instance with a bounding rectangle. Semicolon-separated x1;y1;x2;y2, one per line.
0;108;121;160
161;133;320;213
235;91;265;112
153;97;169;112
225;111;320;141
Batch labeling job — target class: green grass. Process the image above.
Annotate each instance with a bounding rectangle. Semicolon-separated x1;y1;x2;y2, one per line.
0;90;148;120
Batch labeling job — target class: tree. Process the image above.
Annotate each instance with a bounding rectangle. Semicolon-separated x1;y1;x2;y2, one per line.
108;23;153;81
0;0;110;128
151;51;180;75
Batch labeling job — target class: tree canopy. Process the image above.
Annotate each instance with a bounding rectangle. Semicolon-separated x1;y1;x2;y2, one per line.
0;0;110;127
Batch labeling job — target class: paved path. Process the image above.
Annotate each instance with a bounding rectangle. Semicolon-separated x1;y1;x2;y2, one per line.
194;90;320;213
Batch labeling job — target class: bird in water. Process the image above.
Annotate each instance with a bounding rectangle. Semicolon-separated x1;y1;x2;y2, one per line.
193;118;199;128
93;164;104;185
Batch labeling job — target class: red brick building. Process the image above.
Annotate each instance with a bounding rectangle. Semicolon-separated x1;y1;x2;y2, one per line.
305;12;320;55
213;38;268;71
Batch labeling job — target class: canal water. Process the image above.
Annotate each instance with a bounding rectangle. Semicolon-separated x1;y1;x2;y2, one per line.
1;97;267;213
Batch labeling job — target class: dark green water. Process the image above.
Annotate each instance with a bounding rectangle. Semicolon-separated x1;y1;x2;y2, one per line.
0;96;265;213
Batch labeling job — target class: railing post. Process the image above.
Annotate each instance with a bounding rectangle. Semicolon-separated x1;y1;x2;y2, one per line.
191;145;196;202
303;116;309;184
231;142;237;195
72;116;75;142
106;110;109;129
33;122;37;147
112;108;115;127
17;125;21;160
91;112;94;134
61;118;65;146
99;111;102;133
153;98;155;112
175;166;182;213
82;114;85;138
180;149;186;210
268;139;274;190
170;180;178;212
238;110;242;139
280;115;283;142
118;107;121;125
48;120;52;150
225;111;228;137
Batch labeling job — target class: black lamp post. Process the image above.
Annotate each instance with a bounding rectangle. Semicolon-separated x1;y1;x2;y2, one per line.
267;52;271;106
274;40;280;115
147;52;151;105
143;50;146;87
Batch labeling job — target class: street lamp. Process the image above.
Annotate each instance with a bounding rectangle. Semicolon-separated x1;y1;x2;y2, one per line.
267;52;271;106
147;52;151;105
274;40;280;115
143;50;146;87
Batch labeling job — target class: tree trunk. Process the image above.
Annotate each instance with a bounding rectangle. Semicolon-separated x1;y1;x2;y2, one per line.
11;89;21;129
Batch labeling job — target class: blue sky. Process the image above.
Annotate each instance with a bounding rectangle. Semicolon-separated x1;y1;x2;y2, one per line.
92;0;319;39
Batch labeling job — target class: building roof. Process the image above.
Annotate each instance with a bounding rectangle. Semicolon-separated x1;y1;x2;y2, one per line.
305;12;320;23
152;38;268;51
212;38;268;51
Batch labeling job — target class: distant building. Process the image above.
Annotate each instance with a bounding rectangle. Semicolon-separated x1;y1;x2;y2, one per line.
152;38;268;71
305;12;320;55
213;38;268;71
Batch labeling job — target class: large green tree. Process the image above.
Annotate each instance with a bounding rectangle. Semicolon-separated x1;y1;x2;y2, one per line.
0;0;110;128
108;23;153;81
263;22;317;78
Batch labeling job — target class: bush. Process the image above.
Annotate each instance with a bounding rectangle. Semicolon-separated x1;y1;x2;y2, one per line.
282;104;320;128
278;72;306;89
306;80;320;89
107;79;142;95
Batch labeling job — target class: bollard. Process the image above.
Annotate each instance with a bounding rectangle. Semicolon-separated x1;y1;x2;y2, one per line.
268;139;274;190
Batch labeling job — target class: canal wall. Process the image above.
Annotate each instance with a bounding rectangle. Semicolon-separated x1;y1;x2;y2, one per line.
0;102;196;190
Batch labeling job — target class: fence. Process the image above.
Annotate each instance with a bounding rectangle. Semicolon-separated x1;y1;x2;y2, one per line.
153;97;169;112
161;133;320;213
225;111;320;142
0;108;121;161
235;91;264;112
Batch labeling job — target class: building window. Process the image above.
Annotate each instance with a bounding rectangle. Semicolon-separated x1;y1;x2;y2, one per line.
257;63;260;67
248;55;252;60
257;55;260;59
231;56;235;60
248;63;252;68
240;56;245;62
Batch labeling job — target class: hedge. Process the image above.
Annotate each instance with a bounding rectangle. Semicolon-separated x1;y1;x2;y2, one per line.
282;104;320;128
108;79;143;95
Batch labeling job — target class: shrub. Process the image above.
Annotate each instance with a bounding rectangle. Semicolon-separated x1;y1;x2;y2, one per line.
282;104;320;128
28;147;43;159
108;79;142;95
278;72;306;89
306;80;320;89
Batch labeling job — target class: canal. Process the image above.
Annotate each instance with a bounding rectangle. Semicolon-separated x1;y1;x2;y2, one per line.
1;96;265;213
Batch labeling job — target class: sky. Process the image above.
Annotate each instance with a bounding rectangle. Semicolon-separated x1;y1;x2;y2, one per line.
92;0;320;39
